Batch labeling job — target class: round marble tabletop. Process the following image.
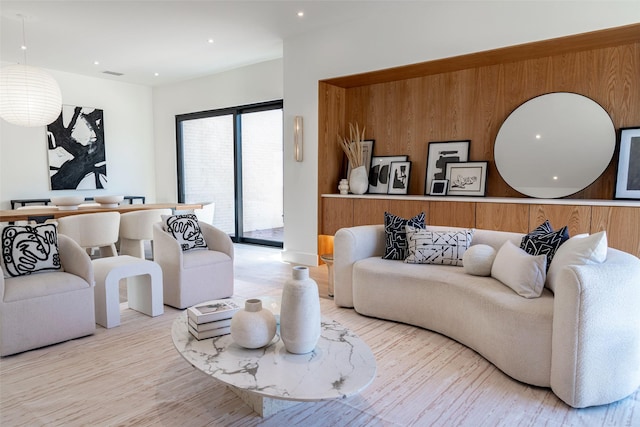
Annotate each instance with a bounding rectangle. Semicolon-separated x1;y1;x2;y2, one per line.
171;312;377;402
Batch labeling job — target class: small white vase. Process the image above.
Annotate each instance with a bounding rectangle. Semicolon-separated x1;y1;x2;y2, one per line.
230;299;277;349
349;166;368;195
280;266;321;354
338;179;349;195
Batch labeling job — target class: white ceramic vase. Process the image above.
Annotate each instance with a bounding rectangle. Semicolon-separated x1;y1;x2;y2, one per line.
280;266;321;354
338;179;349;195
230;298;277;349
349;166;368;195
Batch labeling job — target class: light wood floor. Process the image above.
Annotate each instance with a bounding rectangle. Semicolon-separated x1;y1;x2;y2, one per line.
1;244;639;426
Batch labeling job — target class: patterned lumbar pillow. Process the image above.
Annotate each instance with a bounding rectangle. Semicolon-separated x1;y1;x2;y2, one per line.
164;214;208;251
520;221;569;271
404;226;474;266
1;224;62;277
383;212;426;260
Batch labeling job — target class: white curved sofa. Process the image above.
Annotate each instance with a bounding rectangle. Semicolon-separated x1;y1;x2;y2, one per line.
334;224;640;408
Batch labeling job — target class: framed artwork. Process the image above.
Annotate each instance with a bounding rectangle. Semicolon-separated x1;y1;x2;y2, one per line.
347;140;375;182
369;155;408;194
47;105;107;190
424;140;470;195
387;161;411;195
445;161;488;196
430;179;449;196
614;127;640;199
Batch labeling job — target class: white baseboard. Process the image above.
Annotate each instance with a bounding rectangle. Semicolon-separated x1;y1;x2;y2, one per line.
280;250;319;267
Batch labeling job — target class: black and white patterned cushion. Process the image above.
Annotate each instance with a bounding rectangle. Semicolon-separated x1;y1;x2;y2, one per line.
520;221;569;271
1;224;62;277
383;212;426;260
404;226;474;266
164;214;208;252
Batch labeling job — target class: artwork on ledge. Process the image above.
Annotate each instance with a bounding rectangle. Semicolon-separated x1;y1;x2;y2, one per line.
47;105;106;190
387;161;411;195
347;140;375;183
615;127;640;200
445;161;488;197
424;140;470;195
368;155;408;194
430;179;449;196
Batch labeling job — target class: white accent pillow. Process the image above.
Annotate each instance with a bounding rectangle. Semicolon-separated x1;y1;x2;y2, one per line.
491;240;546;298
463;244;496;276
404;226;474;266
546;231;607;293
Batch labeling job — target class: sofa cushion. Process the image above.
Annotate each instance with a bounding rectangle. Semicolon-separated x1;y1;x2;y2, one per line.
164;214;208;251
3;271;91;302
520;221;569;271
382;211;425;260
404;226;473;266
1;224;62;278
546;231;607;293
463;244;496;276
492;240;546;298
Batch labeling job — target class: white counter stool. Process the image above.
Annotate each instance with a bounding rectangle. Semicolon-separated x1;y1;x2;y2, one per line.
92;255;164;328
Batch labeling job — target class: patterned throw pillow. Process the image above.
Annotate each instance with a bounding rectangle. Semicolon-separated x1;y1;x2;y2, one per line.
164;214;208;252
383;212;426;260
404;226;474;266
520;221;569;271
1;224;62;277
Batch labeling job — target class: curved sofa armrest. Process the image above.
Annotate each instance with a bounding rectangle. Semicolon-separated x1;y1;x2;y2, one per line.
200;222;234;260
152;222;184;268
334;225;385;308
58;233;94;286
551;248;640;408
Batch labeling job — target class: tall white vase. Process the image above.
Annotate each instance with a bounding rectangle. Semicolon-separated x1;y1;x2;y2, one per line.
280;266;321;354
349;166;368;195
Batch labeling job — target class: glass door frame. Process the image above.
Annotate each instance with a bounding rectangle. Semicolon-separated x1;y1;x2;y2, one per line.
176;99;284;247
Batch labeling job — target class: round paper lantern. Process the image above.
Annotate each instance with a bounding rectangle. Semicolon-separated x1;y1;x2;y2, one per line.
0;64;62;127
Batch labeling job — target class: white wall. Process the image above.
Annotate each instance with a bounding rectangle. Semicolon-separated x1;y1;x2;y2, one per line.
151;59;283;204
281;1;640;265
0;69;154;209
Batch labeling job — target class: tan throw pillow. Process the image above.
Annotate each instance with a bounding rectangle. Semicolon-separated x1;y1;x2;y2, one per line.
463;244;496;276
491;240;546;298
404;226;474;266
546;231;607;293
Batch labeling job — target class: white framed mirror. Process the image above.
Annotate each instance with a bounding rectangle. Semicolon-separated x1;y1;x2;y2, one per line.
494;92;616;198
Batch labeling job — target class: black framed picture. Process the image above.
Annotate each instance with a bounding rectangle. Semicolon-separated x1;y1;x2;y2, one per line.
430;179;448;196
615;127;640;199
369;155;408;194
387;161;411;195
424;140;470;195
445;161;488;196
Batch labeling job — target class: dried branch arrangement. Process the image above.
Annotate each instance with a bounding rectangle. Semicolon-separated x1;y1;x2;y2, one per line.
337;123;366;168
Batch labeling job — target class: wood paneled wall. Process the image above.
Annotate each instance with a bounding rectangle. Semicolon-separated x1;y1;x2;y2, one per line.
317;24;640;259
318;24;640;199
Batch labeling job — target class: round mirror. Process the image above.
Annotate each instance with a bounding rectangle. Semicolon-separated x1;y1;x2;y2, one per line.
494;92;615;198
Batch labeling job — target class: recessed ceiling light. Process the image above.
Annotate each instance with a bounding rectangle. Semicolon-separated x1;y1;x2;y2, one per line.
94;60;99;65
154;72;159;77
297;11;304;17
208;38;214;44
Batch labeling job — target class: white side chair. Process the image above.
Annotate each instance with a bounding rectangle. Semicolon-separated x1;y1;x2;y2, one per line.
57;212;121;258
152;221;234;309
119;209;172;259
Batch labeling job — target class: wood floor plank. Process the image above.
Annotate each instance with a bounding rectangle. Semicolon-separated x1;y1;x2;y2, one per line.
1;243;639;426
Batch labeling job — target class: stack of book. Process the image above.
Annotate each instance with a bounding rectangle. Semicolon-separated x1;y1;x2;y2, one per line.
187;298;242;340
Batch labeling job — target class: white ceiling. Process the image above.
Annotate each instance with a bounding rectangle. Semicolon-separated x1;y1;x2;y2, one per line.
0;0;395;86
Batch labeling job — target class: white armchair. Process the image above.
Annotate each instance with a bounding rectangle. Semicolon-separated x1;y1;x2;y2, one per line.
0;234;95;357
152;221;234;309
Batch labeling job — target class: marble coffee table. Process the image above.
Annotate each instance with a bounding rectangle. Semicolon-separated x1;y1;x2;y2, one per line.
171;312;377;417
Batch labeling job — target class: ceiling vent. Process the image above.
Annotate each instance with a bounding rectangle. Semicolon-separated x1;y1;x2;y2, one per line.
102;70;124;76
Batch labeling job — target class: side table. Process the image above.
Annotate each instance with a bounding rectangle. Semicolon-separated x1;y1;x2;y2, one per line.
320;253;334;297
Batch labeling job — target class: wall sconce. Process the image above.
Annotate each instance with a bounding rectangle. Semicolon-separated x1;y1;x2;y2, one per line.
294;116;303;162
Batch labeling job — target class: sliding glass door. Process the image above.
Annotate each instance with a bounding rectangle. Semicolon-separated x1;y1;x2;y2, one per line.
176;100;283;247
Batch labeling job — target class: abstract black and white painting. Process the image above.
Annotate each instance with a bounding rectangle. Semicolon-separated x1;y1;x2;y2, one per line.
424;140;469;195
615;127;640;200
47;105;106;190
387;161;411;195
445;161;488;197
368;155;408;194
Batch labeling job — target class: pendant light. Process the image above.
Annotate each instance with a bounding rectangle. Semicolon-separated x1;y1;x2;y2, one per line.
0;15;62;127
